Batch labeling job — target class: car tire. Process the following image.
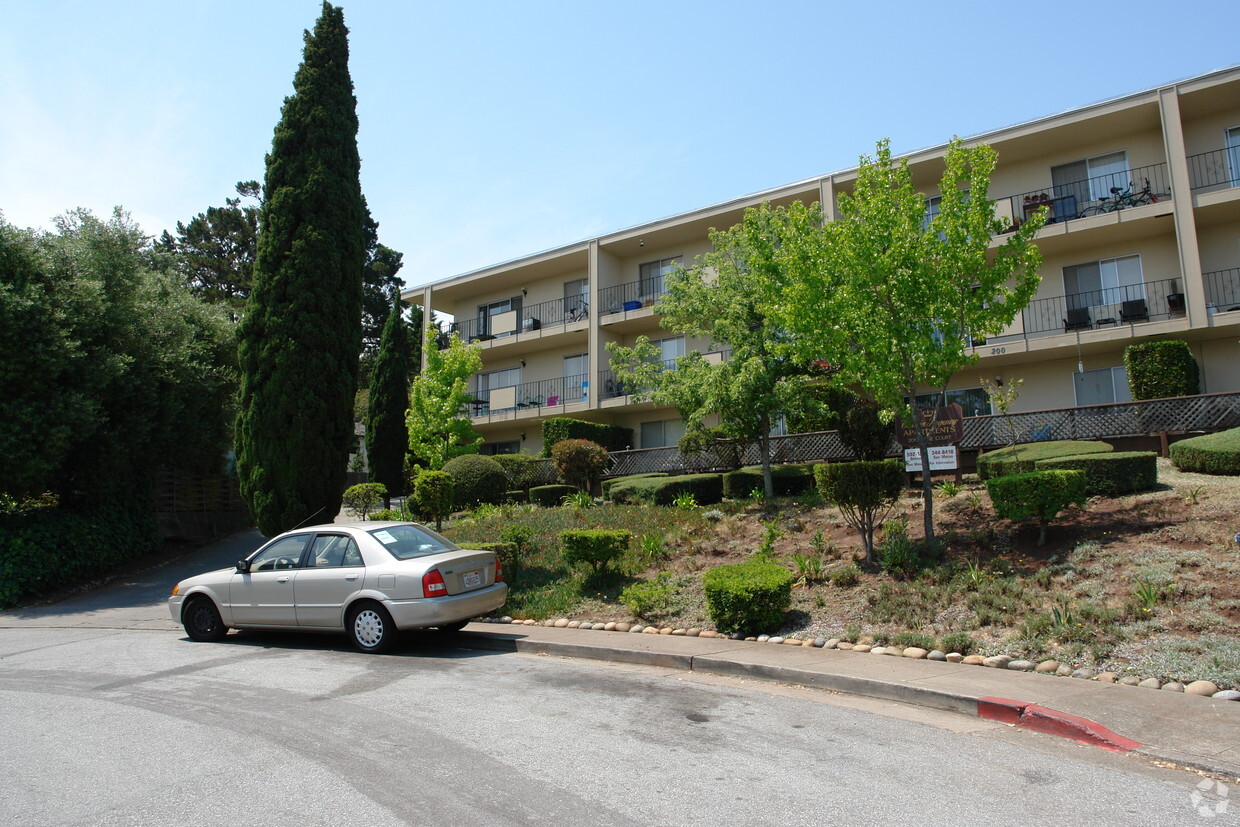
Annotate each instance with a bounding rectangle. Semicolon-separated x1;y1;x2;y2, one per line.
347;601;397;654
183;596;227;642
437;620;469;633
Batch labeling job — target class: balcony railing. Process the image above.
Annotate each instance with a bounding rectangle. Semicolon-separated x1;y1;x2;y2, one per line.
443;296;589;346
1187;148;1240;194
989;276;1183;343
599;350;732;400
995;162;1171;233
1205;268;1240;312
598;278;669;316
470;372;589;416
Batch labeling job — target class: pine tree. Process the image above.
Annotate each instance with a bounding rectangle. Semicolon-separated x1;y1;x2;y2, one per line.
236;3;366;536
366;293;412;507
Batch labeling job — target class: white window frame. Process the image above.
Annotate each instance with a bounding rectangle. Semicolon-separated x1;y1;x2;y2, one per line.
639;257;682;299
1073;366;1131;406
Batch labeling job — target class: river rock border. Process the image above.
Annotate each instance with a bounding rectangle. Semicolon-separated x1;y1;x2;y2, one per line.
479;616;1240;702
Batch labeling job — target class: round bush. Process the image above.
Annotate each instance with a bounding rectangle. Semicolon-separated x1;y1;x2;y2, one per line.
559;529;631;573
702;561;793;634
442;454;508;509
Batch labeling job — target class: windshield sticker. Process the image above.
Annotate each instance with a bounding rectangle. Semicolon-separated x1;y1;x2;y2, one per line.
373;530;398;545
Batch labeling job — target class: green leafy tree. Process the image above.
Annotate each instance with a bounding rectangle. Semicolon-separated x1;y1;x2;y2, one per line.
236;3;367;536
342;482;386;519
412;469;453;531
782;139;1045;542
406;328;483;469
608;201;827;498
366;292;412;507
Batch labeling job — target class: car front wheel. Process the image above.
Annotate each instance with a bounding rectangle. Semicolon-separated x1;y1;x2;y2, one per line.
347;602;397;653
183;596;227;642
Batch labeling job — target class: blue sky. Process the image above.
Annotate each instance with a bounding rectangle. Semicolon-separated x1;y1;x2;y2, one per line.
2;1;1237;289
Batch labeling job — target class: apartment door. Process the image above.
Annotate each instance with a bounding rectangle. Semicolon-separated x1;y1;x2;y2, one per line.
1052;151;1129;210
563;353;588;402
1227;126;1240;186
1074;367;1131;406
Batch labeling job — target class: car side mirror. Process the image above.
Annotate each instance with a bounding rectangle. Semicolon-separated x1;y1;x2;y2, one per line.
235;559;251;573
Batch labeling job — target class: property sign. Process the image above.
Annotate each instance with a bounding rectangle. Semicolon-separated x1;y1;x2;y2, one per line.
904;445;959;472
895;403;964;448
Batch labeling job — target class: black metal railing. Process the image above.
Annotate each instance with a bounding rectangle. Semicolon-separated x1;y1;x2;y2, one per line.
1187;148;1240;193
470;372;589;416
598;278;669;316
995;162;1171;233
988;276;1182;343
1205;268;1240;312
445;296;588;345
599;350;731;400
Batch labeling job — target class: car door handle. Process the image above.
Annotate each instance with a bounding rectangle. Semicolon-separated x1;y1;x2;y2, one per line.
345;574;359;581
277;576;291;583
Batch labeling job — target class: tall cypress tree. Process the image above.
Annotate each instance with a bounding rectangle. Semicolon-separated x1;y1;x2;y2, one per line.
366;292;412;507
236;2;365;536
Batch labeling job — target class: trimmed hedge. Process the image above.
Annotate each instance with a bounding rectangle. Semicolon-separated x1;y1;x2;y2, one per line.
559;529;631;573
491;453;556;493
443;454;508;509
722;464;816;498
503;489;528;504
1124;340;1200;400
702;561;793;634
977;440;1113;480
529;484;577;507
986;469;1086;546
459;540;519;583
0;504;160;608
1169;428;1240;475
601;473;668;498
412;469;453;530
551;439;609;491
541;417;633;455
1036;451;1158;496
608;473;724;506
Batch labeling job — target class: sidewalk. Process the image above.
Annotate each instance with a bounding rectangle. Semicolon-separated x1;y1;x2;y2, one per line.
454;621;1240;780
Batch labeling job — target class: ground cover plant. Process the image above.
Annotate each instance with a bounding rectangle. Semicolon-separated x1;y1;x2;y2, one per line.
439;458;1240;689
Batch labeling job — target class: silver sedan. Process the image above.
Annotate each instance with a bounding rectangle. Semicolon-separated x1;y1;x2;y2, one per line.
168;522;507;653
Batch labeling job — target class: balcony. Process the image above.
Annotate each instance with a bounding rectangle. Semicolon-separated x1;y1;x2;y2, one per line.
1205;268;1240;312
989;276;1183;344
599;349;731;400
442;296;589;346
598;279;669;316
1187;148;1240;194
470;372;589;417
994;162;1171;233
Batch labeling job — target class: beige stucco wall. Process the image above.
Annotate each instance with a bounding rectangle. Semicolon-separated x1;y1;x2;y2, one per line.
1181;109;1240;157
1197;224;1240;273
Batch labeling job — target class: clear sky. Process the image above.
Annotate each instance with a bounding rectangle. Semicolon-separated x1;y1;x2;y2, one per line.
2;1;1237;290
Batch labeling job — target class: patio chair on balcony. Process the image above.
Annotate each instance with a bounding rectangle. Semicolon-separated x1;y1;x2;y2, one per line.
1063;307;1092;332
1120;299;1149;324
545;395;559;406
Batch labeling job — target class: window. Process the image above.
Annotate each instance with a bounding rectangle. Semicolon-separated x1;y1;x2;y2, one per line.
1051;151;1129;209
1063;255;1144;311
1075;366;1130;406
480;440;521;455
477;296;522;338
650;335;685;368
639;257;682;299
640;418;686;449
310;535;362;568
250;535;310;571
563;353;588;401
564;278;588;319
476;366;521;413
922;195;941;232
913;388;991;417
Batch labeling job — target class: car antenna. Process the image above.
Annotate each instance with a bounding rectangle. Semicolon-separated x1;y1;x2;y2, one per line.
288;506;326;532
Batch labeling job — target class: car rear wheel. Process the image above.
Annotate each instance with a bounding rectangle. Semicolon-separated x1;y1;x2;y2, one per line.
183;597;227;642
437;620;469;633
347;602;397;654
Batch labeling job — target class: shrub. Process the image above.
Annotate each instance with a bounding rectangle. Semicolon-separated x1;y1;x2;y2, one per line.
1170;428;1240;475
814;460;904;566
829;564;861;587
412;469;453;531
722;464;816;499
601;473;667;498
460;540;519;583
620;573;677;619
976;440;1112;480
839;400;892;460
1036;451;1158;496
876;518;923;579
551;439;609;492
342;482;386;519
986;469;1086;546
503;489;528;504
541;417;632;455
609;473;724;506
491;453;554;493
559;529;631;573
443;454;508;509
368;508;406;521
703;561;793;634
891;631;936;651
1124;340;1200;400
530;484;577;507
938;631;975;655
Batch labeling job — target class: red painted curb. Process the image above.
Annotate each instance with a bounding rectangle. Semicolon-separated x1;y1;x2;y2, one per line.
977;697;1144;753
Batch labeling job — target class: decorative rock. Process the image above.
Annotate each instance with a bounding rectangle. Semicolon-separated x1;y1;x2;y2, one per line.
604;622;617;632
945;653;964;663
1007;660;1036;672
1186;680;1220;696
757;635;770;643
1035;660;1060;674
567;621;581;628
1138;678;1161;689
615;622;631;633
1212;690;1240;701
730;632;744;640
858;635;875;645
672;629;686;636
1095;672;1118;683
658;627;673;635
500;616;513;623
1161;682;1185;692
1055;665;1075;677
823;639;840;649
1071;668;1096;680
687;628;701;637
744;636;757;641
813;638;827;648
1118;676;1142;686
903;647;929;660
802;639;815;647
768;636;785;645
785;638;805;645
962;655;985;665
927;650;947;662
851;644;872;653
983;655;1011;669
642;627;658;634
630;625;644;633
700;630;717;638
870;647;888;656
554;619;569;628
836;642;854;650
591;622;606;630
883;647;904;656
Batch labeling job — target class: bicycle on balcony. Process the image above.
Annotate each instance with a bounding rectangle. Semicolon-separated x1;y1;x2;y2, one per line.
1078;178;1163;216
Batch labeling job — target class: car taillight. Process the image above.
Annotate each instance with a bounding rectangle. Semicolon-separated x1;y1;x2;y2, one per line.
495;559;503;583
422;569;447;597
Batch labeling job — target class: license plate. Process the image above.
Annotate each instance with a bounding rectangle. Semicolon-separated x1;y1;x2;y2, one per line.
463;570;481;589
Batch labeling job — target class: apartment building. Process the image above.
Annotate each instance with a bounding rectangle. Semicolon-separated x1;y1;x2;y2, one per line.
406;66;1240;457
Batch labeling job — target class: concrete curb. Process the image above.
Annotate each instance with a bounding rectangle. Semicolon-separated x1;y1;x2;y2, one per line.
977;697;1143;753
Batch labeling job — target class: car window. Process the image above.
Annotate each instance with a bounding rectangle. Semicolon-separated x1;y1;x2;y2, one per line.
249;535;310;572
367;524;458;560
311;535;363;568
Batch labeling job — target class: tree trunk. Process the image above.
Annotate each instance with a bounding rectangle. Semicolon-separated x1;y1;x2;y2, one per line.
916;432;935;544
759;413;774;500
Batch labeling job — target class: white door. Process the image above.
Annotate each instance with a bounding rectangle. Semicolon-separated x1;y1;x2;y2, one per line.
229;534;309;626
295;534;365;628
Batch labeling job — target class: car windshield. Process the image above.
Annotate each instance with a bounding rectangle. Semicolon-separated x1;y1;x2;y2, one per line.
367;523;459;560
